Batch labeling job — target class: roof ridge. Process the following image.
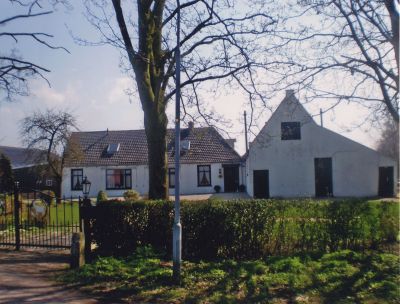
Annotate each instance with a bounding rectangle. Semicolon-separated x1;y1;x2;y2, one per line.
72;126;213;134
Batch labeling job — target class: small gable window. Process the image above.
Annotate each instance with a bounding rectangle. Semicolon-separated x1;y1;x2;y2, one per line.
197;165;211;187
168;168;175;188
71;169;83;191
281;122;301;140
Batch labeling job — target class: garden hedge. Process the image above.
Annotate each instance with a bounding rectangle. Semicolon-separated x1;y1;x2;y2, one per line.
85;199;399;260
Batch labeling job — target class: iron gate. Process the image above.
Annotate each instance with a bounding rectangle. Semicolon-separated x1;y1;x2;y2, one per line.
0;187;81;250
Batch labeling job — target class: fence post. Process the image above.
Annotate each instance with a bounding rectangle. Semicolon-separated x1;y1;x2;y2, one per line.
70;232;85;268
80;198;92;263
14;182;20;251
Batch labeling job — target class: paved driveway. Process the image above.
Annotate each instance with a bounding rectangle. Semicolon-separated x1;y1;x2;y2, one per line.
0;249;99;304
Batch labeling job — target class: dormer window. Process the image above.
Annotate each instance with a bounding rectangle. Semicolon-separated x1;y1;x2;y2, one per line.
106;143;120;155
181;140;190;151
281;122;301;140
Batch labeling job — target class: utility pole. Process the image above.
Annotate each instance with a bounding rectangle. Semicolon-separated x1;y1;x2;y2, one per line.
173;0;182;284
320;109;324;127
244;111;249;153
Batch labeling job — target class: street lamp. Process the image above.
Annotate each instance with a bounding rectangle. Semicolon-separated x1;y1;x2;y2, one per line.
81;176;91;199
80;175;92;262
173;0;182;283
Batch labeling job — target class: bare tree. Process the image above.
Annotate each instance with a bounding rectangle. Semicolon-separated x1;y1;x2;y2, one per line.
0;0;70;101
376;118;399;160
20;109;80;197
267;0;399;124
83;0;276;198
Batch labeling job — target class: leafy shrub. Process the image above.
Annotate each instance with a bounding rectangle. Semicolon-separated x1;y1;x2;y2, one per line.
84;199;399;260
123;190;140;201
97;190;108;203
0;193;12;214
41;190;55;205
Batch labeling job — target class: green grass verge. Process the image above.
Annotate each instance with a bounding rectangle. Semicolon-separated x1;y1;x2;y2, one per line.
62;247;400;304
47;202;79;225
1;201;79;225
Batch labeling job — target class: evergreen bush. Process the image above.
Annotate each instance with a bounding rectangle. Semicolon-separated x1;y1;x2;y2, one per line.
97;190;108;203
86;199;399;260
123;190;140;201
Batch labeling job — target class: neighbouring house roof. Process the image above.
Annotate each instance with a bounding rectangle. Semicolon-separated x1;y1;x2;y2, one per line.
65;127;242;167
0;146;47;169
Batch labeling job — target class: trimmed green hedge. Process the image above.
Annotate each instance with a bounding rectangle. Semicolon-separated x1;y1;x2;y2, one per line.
87;199;399;260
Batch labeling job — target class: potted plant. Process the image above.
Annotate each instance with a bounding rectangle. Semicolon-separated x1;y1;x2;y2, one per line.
214;185;221;193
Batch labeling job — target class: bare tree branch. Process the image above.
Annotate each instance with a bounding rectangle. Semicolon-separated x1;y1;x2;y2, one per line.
19;109;79;197
268;0;399;123
0;0;69;101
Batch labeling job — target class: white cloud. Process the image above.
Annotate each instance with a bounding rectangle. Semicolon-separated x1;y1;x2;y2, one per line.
107;77;133;104
33;83;66;106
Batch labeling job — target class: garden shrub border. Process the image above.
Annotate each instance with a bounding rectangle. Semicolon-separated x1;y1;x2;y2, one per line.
86;199;399;260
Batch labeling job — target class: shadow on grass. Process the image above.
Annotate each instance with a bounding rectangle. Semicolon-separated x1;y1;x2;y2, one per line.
61;248;400;304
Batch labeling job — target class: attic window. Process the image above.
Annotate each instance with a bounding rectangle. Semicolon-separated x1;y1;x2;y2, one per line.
106;143;120;155
181;140;190;152
281;122;301;140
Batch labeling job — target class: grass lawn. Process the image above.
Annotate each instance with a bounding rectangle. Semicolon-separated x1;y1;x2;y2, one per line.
1;201;79;228
47;202;80;226
62;247;399;304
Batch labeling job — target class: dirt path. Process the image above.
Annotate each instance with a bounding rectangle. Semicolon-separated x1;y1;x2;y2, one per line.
0;249;100;304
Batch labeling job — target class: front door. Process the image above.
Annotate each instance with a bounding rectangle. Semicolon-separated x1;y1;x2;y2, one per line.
224;165;239;192
315;158;333;197
378;166;394;197
253;170;269;198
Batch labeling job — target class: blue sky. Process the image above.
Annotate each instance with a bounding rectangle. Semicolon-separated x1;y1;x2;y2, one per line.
0;1;381;155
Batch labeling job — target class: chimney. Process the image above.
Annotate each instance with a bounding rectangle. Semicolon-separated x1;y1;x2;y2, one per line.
285;89;295;97
188;121;194;129
225;139;236;149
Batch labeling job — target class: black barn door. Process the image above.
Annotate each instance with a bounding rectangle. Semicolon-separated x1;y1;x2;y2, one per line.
253;170;269;198
314;158;333;197
378;167;394;197
224;165;239;192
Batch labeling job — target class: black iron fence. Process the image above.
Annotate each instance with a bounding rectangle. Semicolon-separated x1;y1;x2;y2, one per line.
0;187;81;250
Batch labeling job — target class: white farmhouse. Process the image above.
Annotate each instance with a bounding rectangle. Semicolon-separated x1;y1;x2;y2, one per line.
62;123;243;198
245;90;397;198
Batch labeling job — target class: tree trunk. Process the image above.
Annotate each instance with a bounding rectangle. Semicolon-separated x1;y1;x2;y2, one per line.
55;175;62;204
112;0;169;199
144;105;168;199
